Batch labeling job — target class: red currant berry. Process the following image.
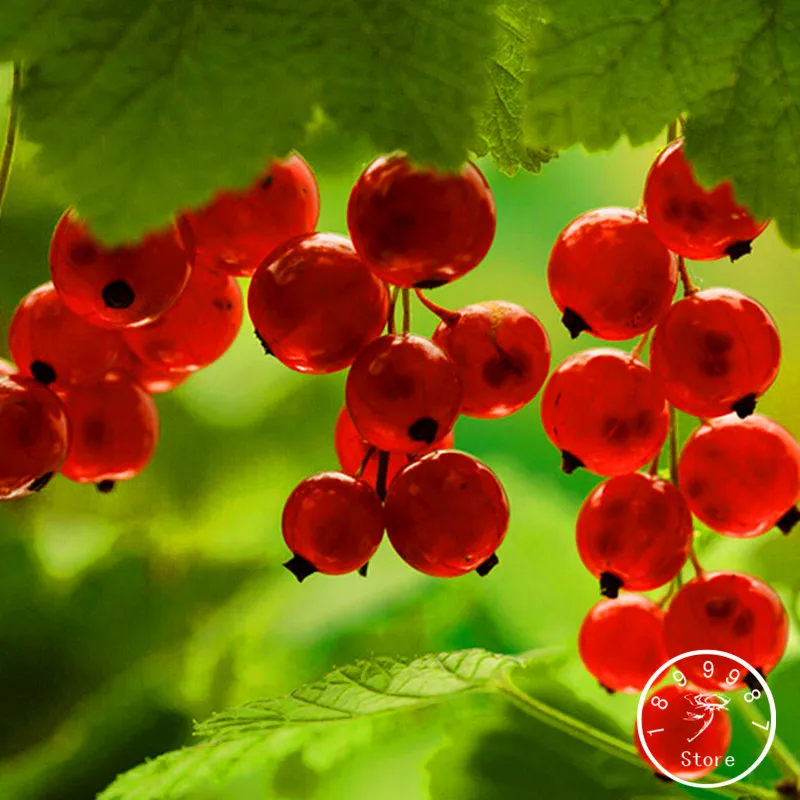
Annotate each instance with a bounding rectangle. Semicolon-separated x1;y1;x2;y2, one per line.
115;345;191;394
282;471;384;580
182;154;320;277
0;359;15;376
124;266;242;372
248;233;389;374
384;450;508;577
547;208;677;340
9;282;120;388
643;138;769;261
635;684;732;779
579;596;667;693
346;334;462;454
663;572;788;690
347;154;496;288
0;374;70;499
679;414;800;537
50;209;193;328
423;296;551;418
577;473;692;597
60;371;159;484
651;288;780;419
540;349;669;476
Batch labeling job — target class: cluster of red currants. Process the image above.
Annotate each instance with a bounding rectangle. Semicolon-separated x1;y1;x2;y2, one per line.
264;155;552;581
0;155;321;497
546;138;795;779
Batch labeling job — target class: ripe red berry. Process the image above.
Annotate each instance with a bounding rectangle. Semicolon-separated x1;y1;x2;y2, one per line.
651;288;780;419
635;683;732;779
124;266;242;372
643;138;769;261
346;334;462;454
282;471;384;580
577;473;692;597
59;371;159;484
50;209;193;328
540;349;669;476
547;208;677;340
579;596;667;693
347;154;496;288
9;282;120;388
248;233;389;374
679;414;800;537
181;154;320;277
115;346;191;394
0;374;70;499
384;450;508;577
425;297;551;419
663;572;788;690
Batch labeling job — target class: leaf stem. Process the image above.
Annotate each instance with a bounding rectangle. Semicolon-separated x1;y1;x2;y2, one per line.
677;255;697;297
402;288;411;334
0;63;22;221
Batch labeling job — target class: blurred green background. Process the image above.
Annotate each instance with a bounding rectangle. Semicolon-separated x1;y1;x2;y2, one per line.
1;66;800;799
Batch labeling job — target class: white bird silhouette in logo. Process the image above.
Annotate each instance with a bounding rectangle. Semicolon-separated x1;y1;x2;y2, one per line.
684;693;730;743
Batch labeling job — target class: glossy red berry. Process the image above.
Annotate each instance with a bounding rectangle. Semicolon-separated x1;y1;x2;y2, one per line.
0;374;70;499
384;450;508;577
547;208;677;340
635;683;732;779
577;473;692;597
540;349;669;476
663;572;788;690
679;414;800;537
248;233;389;374
651;288;780;419
124;266;242;372
347;154;496;288
182;154;320;277
282;471;384;580
643;138;769;261
579;596;667;693
346;334;462;454
50;209;193;328
427;298;551;419
115;346;191;394
59;371;159;484
9;282;120;388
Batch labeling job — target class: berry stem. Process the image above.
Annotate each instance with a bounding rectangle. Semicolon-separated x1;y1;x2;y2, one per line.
375;450;390;501
630;329;651;361
677;255;697;297
356;445;376;478
668;405;679;486
688;542;705;578
648;449;661;477
0;63;22;221
414;288;461;326
387;286;400;334
656;578;677;608
401;288;411;334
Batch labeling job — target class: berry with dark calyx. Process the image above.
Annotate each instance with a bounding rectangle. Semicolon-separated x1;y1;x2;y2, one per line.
385;451;508;577
643;138;769;261
577;473;693;593
59;371;159;484
50;209;193;328
124;265;243;372
282;472;384;578
347;154;496;288
578;596;667;693
0;374;70;499
663;571;788;690
634;684;732;779
547;208;677;341
678;414;800;537
540;349;669;476
650;288;780;419
248;233;389;374
115;345;191;394
346;333;462;454
9;283;120;388
181;153;320;277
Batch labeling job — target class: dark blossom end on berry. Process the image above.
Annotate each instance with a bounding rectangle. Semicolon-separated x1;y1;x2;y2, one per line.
283;554;317;582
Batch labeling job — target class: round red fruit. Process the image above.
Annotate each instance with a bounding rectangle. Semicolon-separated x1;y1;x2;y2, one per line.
384;450;508;577
347;154;496;288
579;596;667;693
643;138;769;261
678;414;800;537
182;154;320;277
248;233;389;374
50;209;193;328
651;288;779;419
115;346;191;394
547;208;677;340
540;349;669;476
345;334;462;454
577;473;692;596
